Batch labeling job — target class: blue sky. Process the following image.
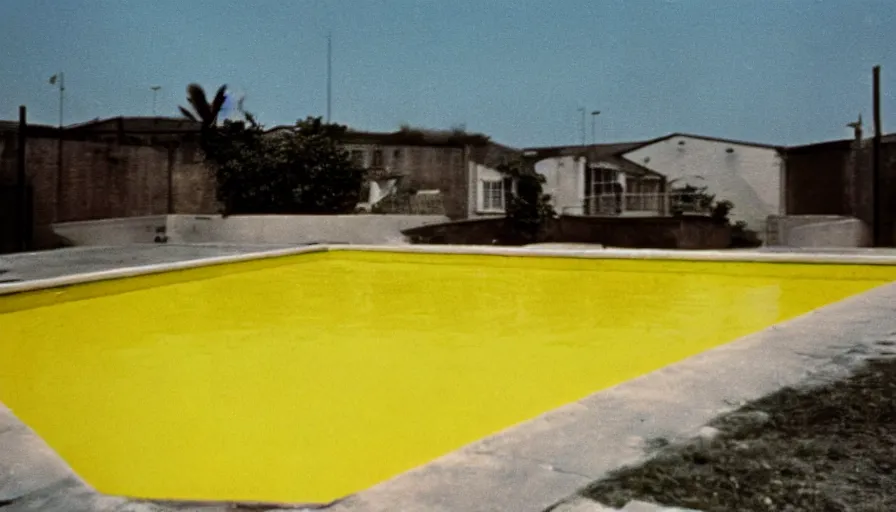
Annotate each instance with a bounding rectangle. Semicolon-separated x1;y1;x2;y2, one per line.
2;0;895;147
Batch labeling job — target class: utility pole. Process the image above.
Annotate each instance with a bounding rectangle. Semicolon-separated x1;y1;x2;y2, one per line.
591;110;601;145
49;72;65;222
151;86;161;115
17;106;28;251
327;32;332;123
872;65;882;246
578;107;586;146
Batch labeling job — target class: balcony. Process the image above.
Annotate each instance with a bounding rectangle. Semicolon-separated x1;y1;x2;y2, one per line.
571;191;713;217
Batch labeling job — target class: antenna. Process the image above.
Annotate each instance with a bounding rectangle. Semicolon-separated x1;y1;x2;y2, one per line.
327;32;332;123
150;86;161;115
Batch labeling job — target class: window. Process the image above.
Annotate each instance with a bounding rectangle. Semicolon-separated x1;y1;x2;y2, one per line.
584;165;621;215
590;167;618;196
481;180;505;211
372;149;384;167
350;150;365;167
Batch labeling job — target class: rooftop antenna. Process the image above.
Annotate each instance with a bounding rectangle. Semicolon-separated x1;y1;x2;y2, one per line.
847;113;863;141
577;107;586;146
150;86;161;115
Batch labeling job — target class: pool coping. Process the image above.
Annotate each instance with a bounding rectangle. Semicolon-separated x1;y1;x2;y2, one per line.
2;244;896;512
4;244;896;297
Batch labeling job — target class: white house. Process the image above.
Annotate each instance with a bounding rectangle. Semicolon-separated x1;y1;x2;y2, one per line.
523;143;666;216
521;134;785;238
620;134;785;236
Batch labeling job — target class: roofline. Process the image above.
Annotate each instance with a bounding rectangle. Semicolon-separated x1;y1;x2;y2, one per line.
784;132;896;153
65;116;202;131
619;133;786;153
521;145;665;179
522;141;650;155
266;125;519;151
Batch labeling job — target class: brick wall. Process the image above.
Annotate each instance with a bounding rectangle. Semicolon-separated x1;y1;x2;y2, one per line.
0;135;219;229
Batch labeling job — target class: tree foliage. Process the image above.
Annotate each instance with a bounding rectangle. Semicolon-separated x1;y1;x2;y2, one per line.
498;159;556;244
670;184;732;221
669;183;760;247
179;83;228;128
199;115;366;216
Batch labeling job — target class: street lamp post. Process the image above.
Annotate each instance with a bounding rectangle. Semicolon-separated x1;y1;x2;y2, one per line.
48;72;65;221
577;107;586;146
151;86;161;116
591;111;601;145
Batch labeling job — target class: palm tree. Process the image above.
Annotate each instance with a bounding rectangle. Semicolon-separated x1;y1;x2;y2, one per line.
178;83;227;128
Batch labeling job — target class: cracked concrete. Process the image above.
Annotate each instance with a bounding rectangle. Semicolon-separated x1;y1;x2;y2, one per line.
2;245;896;512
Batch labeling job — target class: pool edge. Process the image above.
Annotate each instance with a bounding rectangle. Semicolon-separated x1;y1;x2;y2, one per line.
321;280;896;512
3;245;896;511
4;244;896;298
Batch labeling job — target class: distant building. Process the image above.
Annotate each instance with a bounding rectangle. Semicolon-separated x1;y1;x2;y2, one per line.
267;125;521;220
779;129;896;246
523;142;665;217
525;133;786;238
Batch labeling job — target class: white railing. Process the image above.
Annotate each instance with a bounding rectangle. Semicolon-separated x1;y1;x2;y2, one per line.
569;191;713;217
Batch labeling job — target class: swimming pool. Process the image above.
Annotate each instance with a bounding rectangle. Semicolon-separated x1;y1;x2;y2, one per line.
2;246;895;505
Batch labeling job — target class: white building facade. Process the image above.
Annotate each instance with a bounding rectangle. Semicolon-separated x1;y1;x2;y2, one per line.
621;134;785;236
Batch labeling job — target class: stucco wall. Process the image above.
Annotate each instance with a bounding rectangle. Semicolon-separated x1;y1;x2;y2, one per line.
623;137;783;236
533;156;585;215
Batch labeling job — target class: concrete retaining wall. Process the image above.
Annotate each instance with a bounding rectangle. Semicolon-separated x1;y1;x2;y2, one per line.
51;216;168;246
768;215;870;248
51;214;449;247
402;215;732;250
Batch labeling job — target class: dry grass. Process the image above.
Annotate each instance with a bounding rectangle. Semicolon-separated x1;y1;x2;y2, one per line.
582;357;896;512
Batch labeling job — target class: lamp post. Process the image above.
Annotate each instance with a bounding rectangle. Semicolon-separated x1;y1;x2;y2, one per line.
151;86;161;115
48;72;65;221
577;107;586;146
591;110;601;145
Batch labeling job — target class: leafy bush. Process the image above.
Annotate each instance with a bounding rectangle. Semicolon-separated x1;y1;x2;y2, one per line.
498;159;556;244
200;115;366;215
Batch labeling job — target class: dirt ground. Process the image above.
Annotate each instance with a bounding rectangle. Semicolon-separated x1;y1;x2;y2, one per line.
582;356;896;512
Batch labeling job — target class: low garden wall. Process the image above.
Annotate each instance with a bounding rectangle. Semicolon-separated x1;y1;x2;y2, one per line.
402;215;732;250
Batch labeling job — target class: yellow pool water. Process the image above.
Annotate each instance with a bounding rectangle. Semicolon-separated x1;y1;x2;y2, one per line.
1;250;895;504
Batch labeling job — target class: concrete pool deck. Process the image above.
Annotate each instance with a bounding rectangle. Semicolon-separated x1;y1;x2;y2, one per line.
2;244;896;512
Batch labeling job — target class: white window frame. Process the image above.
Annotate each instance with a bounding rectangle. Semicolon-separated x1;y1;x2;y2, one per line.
480;179;506;213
